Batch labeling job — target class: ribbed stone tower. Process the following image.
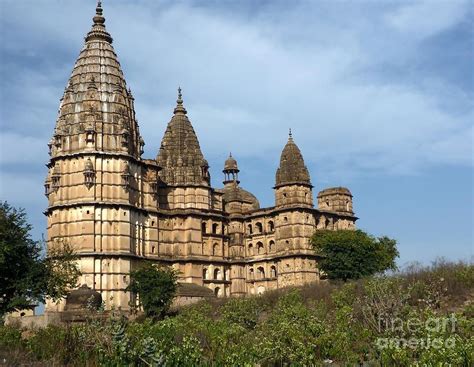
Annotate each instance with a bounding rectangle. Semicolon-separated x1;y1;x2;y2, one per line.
156;88;210;189
44;2;152;311
271;131;318;286
275;130;313;208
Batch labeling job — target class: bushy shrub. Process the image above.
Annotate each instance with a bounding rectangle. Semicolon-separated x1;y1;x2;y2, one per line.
2;261;472;366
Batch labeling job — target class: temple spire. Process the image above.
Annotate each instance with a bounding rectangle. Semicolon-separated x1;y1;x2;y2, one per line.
156;88;208;185
94;1;104;22
174;87;187;115
275;132;311;188
86;0;112;43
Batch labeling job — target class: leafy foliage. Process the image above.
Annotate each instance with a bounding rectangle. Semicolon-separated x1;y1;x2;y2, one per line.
126;262;178;319
311;229;399;280
1;261;472;366
0;202;80;317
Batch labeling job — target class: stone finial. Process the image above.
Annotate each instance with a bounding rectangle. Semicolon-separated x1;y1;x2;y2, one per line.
86;0;113;43
174;87;187;115
94;1;105;24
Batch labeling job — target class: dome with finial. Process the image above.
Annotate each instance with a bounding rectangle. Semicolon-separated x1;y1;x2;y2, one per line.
48;1;143;160
221;153;259;211
156;88;210;186
224;153;239;172
85;1;113;43
222;184;260;212
275;130;311;187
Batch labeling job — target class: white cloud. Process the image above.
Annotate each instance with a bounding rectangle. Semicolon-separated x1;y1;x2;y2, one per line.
0;0;472;183
385;0;469;40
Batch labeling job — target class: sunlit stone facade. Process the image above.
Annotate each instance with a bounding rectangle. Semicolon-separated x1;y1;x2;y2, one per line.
45;3;357;312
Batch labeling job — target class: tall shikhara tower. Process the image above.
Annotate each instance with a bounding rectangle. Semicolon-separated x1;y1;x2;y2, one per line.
45;3;357;312
45;2;154;311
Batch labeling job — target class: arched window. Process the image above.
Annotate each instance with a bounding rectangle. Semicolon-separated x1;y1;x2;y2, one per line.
270;266;277;278
214;287;221;297
255;222;263;233
213;243;219;256
202;222;207;234
257;267;265;279
203;268;208;280
249;268;254;279
257;242;264;255
247;223;253;234
212;223;219;234
268;221;274;232
214;268;221;280
269;240;275;252
248;243;253;256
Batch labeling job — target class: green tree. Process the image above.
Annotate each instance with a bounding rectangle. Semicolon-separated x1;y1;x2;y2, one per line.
0;202;80;317
311;229;398;281
127;262;178;319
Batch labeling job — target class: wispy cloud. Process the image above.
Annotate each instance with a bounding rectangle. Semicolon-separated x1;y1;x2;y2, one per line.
0;0;472;264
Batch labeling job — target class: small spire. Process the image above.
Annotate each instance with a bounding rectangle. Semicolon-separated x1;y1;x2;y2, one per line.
86;0;112;43
93;1;105;25
174;87;187;115
289;128;292;138
229;152;232;157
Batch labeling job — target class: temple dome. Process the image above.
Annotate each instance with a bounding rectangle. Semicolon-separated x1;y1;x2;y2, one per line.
224;153;238;171
275;131;311;188
222;183;260;210
50;1;143;159
156;89;210;186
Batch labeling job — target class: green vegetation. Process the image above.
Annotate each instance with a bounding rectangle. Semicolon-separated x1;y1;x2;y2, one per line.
127;262;178;319
1;260;472;366
311;229;399;281
0;202;80;317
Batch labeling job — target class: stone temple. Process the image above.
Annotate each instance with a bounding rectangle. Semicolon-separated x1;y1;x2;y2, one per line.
44;2;357;312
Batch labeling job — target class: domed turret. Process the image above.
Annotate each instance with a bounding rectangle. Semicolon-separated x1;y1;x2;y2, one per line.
274;130;313;207
156;88;210;186
275;130;311;188
221;153;259;213
224;154;238;171
223;153;239;185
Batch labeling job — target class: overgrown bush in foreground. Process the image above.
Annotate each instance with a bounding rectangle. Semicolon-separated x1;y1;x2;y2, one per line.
1;260;473;366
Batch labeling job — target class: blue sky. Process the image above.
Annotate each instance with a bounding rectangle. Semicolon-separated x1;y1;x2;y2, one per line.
0;0;472;266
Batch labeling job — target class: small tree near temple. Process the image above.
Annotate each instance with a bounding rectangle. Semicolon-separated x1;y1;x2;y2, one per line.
0;201;81;317
127;262;178;319
311;229;398;281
